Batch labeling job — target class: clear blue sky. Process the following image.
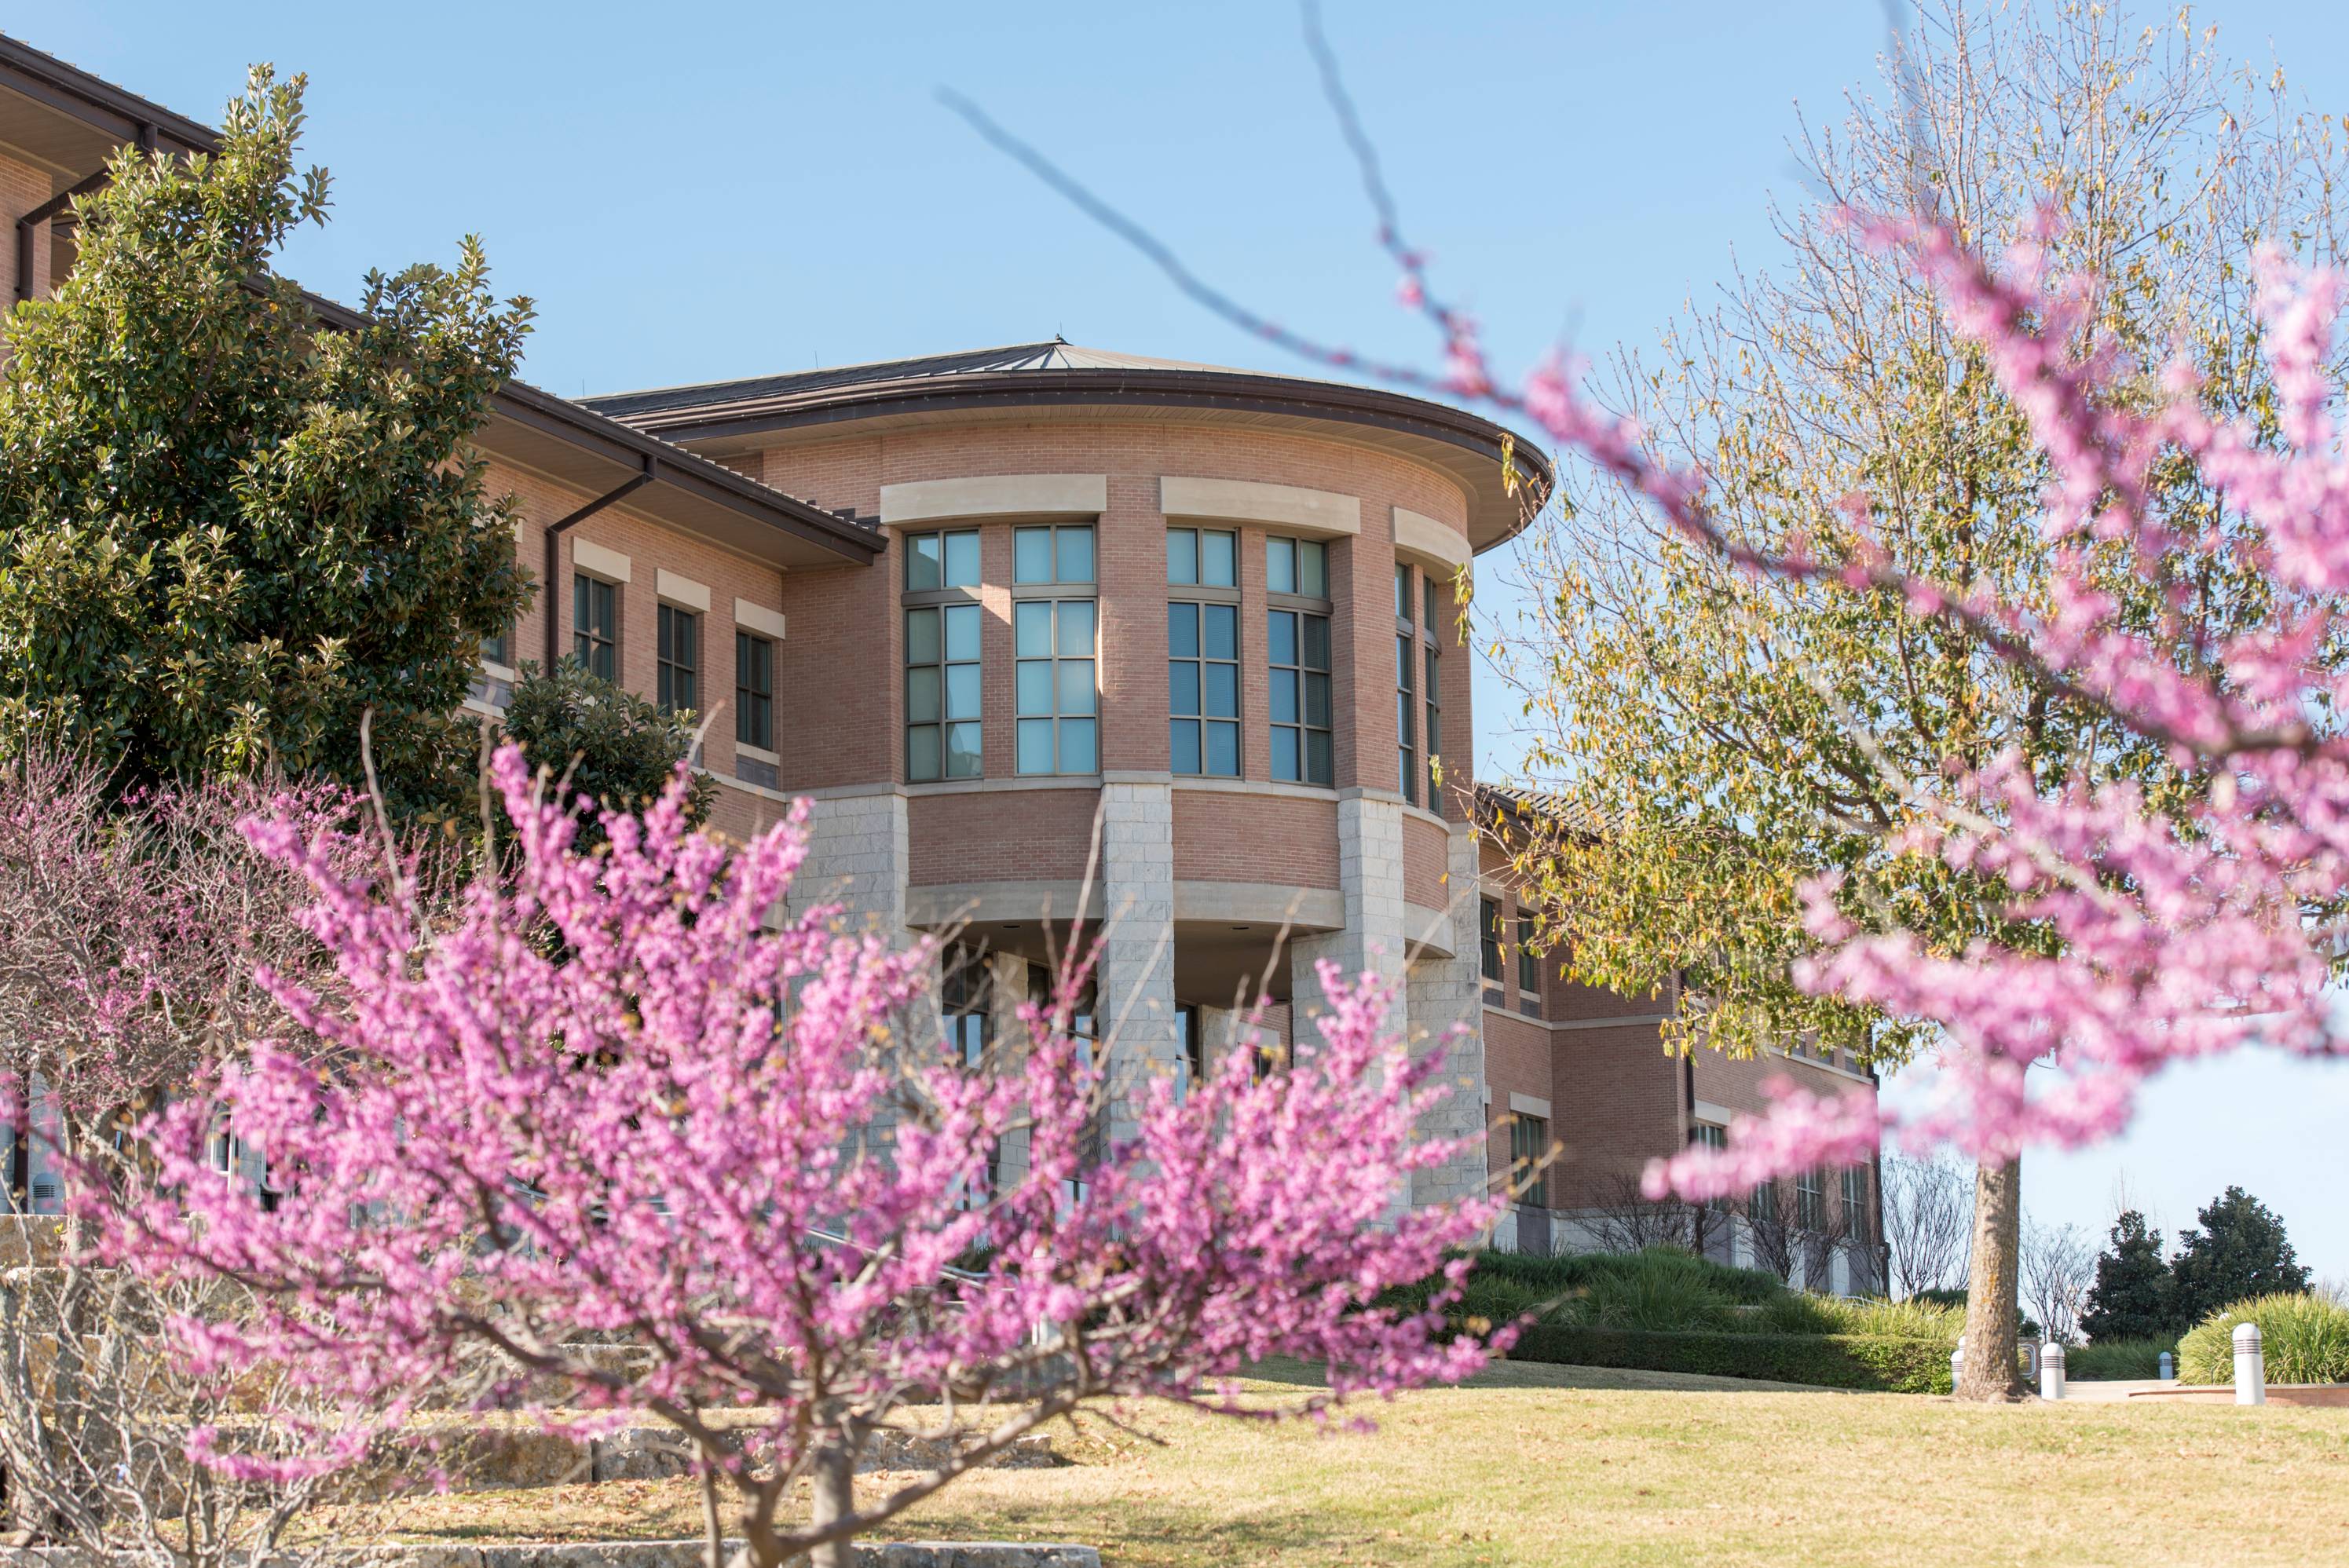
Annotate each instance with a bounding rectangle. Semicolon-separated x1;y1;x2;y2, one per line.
31;0;2349;1280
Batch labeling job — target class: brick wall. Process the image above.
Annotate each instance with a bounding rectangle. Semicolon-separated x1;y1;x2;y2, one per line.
1169;791;1339;889
1401;813;1450;918
906;788;1099;886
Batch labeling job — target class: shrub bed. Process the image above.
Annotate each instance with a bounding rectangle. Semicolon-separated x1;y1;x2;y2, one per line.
1506;1324;1956;1393
2177;1293;2349;1385
2067;1338;2171;1381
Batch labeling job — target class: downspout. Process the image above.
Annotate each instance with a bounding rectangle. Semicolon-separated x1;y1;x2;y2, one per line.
14;123;155;305
541;455;656;670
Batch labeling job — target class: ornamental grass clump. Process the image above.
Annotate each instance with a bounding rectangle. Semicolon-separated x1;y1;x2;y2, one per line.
2178;1294;2349;1386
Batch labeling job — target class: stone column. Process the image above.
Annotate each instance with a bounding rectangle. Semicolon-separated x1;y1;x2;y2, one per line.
986;949;1036;1188
1404;821;1491;1208
1290;791;1409;1025
784;783;912;944
1096;777;1180;1148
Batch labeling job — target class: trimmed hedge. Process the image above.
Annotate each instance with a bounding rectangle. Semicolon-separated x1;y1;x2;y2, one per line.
1507;1323;1958;1393
2067;1337;2171;1381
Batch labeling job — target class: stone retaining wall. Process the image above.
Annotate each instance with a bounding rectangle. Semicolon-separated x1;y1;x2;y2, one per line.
5;1542;1099;1568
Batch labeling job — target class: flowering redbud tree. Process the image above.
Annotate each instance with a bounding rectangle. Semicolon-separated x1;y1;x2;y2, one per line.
1381;221;2349;1390
108;745;1497;1567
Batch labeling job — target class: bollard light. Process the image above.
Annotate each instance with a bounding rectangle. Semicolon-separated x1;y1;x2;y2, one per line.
2040;1340;2066;1401
2158;1350;2174;1382
2234;1321;2266;1406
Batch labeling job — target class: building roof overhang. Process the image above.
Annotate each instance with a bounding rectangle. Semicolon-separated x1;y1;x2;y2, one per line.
586;345;1557;556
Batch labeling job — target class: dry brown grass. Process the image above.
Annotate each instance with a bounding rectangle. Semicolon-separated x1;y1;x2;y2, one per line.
307;1361;2349;1566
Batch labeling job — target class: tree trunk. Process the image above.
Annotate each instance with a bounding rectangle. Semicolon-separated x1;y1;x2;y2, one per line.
807;1435;855;1568
1956;1153;2023;1401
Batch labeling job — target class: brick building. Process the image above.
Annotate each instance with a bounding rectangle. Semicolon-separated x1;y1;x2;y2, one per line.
0;35;1881;1284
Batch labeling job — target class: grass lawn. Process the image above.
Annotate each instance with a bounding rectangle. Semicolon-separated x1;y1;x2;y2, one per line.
316;1361;2349;1567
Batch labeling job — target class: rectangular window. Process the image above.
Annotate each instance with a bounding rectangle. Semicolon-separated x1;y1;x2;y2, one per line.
1015;598;1098;774
1268;609;1333;785
1693;1124;1729;1209
1169;601;1239;776
1266;535;1329;598
906;602;982;780
1510;1113;1550;1208
1396;633;1417;805
573;574;617;682
1424;641;1441;806
1796;1168;1825;1231
736;631;775;751
904;529;980;592
1394;562;1411;619
1424;572;1439;631
1015;524;1096;586
1167;528;1237;587
1842;1165;1870;1239
481;627;512;667
1480;897;1504;982
1516;913;1540;998
942;946;990;1069
657;604;699;713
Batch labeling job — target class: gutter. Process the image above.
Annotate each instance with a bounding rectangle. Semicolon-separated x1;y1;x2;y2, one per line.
541;455;657;670
12;121;152;305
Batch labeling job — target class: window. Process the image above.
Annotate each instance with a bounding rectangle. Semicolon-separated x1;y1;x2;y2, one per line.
1396;633;1417;805
481;627;512;667
1394;562;1411;618
1014;524;1096;587
1796;1167;1825;1231
1424;572;1439;632
1268;609;1333;784
1266;535;1328;598
1509;1113;1550;1208
1480;897;1504;982
657;604;699;712
1425;641;1443;804
906;603;981;780
1168;528;1237;587
1177;1004;1202;1100
1516;913;1540;998
573;575;617;682
1842;1165;1871;1240
1169;602;1239;776
737;632;775;751
942;948;990;1069
1015;599;1098;774
905;529;980;592
1692;1124;1729;1209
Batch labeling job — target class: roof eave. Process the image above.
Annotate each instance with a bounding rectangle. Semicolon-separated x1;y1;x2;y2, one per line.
598;367;1556;554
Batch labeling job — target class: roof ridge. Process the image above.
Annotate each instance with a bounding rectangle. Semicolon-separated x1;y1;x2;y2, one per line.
581;340;1067;408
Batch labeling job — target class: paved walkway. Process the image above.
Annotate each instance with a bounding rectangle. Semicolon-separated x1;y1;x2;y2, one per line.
2058;1379;2169;1402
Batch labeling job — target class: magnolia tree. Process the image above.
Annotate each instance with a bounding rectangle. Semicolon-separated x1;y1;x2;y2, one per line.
105;746;1498;1568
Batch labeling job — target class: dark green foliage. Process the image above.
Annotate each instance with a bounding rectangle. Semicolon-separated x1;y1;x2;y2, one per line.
1506;1325;1963;1394
0;67;532;813
2168;1189;2311;1331
2065;1338;2172;1381
2082;1211;2176;1343
494;660;713;849
1468;1247;1784;1305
